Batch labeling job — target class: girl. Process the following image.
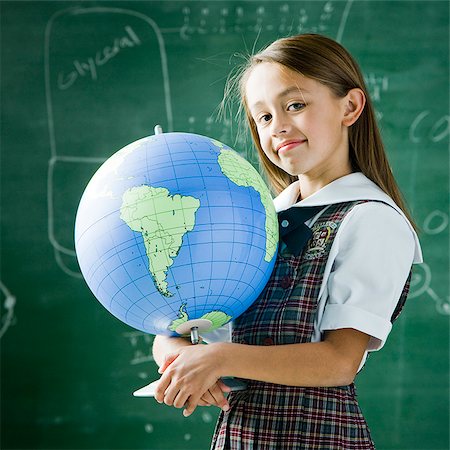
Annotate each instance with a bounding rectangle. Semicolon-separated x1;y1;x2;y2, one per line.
152;34;422;449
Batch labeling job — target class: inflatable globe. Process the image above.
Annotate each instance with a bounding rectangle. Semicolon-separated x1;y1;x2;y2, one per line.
75;132;279;337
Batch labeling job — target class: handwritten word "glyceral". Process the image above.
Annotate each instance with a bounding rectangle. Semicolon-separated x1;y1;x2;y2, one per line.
57;26;141;90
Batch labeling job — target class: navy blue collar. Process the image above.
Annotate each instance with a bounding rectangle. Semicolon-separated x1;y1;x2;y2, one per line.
277;206;324;256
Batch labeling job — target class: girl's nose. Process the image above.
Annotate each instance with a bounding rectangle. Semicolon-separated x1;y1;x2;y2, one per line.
270;114;290;136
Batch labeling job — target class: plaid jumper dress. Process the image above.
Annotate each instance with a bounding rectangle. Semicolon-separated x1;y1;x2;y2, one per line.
211;201;411;450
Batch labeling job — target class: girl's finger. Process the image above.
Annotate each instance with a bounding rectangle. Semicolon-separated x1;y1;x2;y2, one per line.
217;379;232;393
163;383;181;406
158;352;179;374
208;384;230;411
197;399;212;407
172;389;191;409
183;396;200;417
200;389;216;405
154;376;171;404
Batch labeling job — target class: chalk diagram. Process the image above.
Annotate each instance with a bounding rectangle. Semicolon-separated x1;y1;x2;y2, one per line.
45;2;448;318
45;6;173;278
409;210;450;315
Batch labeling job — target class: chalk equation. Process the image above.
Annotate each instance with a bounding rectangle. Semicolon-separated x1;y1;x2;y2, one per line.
175;2;337;39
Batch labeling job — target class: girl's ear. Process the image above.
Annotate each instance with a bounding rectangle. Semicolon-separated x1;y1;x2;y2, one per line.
342;88;366;126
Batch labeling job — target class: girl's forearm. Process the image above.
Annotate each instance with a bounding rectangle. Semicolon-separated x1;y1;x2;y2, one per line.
216;329;369;387
152;335;192;367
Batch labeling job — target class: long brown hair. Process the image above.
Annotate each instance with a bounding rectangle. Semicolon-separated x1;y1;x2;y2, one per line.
229;33;417;232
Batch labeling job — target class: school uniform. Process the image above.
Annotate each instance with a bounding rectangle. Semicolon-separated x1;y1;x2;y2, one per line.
207;172;422;450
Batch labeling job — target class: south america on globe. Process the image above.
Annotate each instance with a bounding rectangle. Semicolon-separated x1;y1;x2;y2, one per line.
75;132;279;337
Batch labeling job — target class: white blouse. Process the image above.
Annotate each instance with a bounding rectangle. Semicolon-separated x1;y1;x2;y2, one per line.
204;173;423;370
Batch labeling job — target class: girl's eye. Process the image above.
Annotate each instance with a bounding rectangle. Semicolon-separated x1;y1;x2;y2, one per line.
257;114;272;124
288;102;306;111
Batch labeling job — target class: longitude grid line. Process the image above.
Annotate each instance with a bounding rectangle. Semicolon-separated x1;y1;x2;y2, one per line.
207;154;244;319
192;147;214;317
88;235;144;284
88;228;127;302
200;148;233;317
225;158;263;309
76;205;137;243
110;278;164;331
124;227;177;328
154;134;201;321
236;196;267;305
182;135;214;320
226;158;254;307
98;224;150;328
145;135;183;318
108;231;158;323
131;208;152;282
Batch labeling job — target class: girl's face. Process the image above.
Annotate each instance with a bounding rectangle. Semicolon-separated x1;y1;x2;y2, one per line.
245;62;352;181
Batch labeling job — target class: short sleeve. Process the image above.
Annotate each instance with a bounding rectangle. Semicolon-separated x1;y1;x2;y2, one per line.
320;202;415;351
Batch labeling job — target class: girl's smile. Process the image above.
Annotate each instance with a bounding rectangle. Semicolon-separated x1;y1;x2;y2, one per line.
276;139;307;155
244;62;363;197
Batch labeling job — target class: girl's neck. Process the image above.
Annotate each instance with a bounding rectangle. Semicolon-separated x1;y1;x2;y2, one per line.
297;165;353;201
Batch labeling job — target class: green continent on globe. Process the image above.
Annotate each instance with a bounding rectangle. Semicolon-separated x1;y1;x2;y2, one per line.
168;302;232;333
168;302;189;331
120;186;200;297
214;142;278;262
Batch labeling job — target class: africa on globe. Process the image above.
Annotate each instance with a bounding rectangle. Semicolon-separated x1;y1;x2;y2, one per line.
75;132;279;337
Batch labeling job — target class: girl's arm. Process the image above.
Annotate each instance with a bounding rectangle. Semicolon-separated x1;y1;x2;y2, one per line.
219;328;370;386
152;335;231;414
155;328;370;416
152;335;192;367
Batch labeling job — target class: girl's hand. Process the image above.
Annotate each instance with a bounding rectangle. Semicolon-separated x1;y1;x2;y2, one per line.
154;343;230;417
196;379;231;410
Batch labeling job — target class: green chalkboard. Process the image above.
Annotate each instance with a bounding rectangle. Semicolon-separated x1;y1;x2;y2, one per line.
1;1;448;449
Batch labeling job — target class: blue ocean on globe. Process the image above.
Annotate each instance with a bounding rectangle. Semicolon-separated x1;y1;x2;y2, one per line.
75;132;279;336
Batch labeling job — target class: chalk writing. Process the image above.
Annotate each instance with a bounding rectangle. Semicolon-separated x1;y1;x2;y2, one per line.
423;210;448;235
57;26;141;90
364;73;389;103
0;280;16;339
178;2;335;39
409;110;450;143
122;331;154;365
